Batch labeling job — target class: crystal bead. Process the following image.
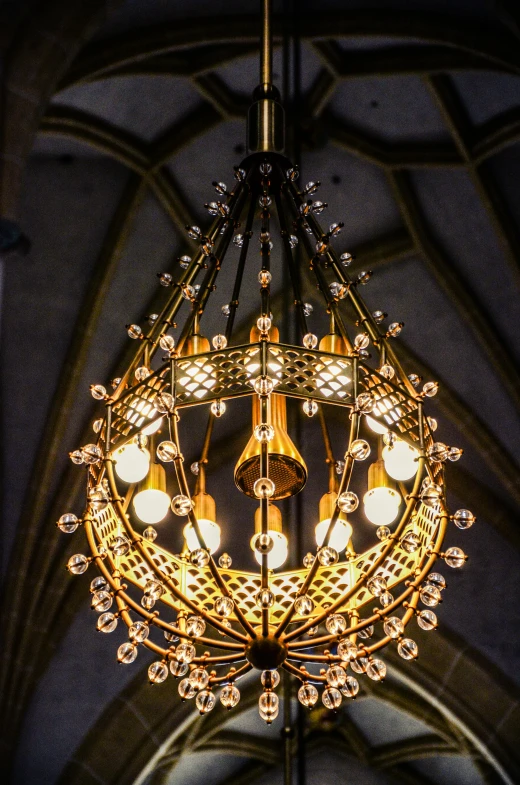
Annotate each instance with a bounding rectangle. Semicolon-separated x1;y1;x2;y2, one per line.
260;162;272;174
92;418;103;434
220;684;240;708
326;614;346;635
256;589;275;608
420;583;441;607
322;687;342;709
178;678;196;699
307;626;318;636
256;316;272;333
311;201;326;214
383;432;396;447
428;442;449;462
141;594;156;610
110;535;130;557
303;181;319;194
316;239;329;255
387;322;403;338
211;399;226;417
379;364;395;380
372;310;386;323
91;591;113;613
380;591;394;608
189;667;209;690
214;596;234;617
356;392;375;413
286;167;299;181
383;616;404;639
145;579;165;599
367;575;387;597
69;450;84;465
137;523;157;543
181;284;195;300
154;391;175;413
97;612;117;633
341;676;359;698
90;576;107;593
337;639;358;662
261;670;280;689
214;181;228;194
303;333;318;349
190;549;210;567
219;553;232;568
156;440;177;462
329;281;348;299
235;167;246;181
81;444;102;464
350;439;370;460
318;546;339;566
289;235;299;248
57;513;80;534
118;642;138;664
90;384;107;400
169;660;189;677
135;366;151;382
326;664;347;688
186;615;206;637
148;661;168;684
340;252;352;266
259;194;272;207
164;629;179;643
254;423;275;442
253;477;275;499
337;491;359;513
179;255;191;269
159;335;175;353
129;621;149;643
427;572;446;590
212;334;227;350
221;305;231;321
367;659;386;681
127;324;142;340
420;483;442;507
294;594;314;616
427;416;438;431
196;690;216;714
259;691;279;723
302;399;318;417
354;332;370;350
303;552;315;568
176;643;196;663
376;526;391;541
453;509;475;529
329;222;342;237
335;460;345;475
258;270;272;286
206;201;219;215
158;272;172;287
298;683;318;707
350;657;369;674
187;226;202;240
423;381;438;397
259;231;271;245
254;376;274;395
171;495;193;516
357;270;372;285
67;554;89;574
190;462;200;476
401;531;420;553
444;546;466;568
357;624;374;639
417;609;437;630
111;377;122;389
398;638;418;660
448;446;463;462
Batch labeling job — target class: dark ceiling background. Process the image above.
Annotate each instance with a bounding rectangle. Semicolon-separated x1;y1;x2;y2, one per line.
1;1;520;784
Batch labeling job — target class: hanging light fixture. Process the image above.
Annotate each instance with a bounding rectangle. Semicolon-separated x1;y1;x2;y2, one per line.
59;0;473;722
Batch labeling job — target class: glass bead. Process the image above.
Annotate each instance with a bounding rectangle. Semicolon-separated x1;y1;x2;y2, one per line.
448;446;463;462
302;303;313;319
129;621;149;643
91;590;113;613
190;549;210;567
141;594;156;610
372;310;386;323
379;364;395;380
357;270;372;285
383;431;396;447
219;553;232;569
92;418;103;434
337;639;358;662
303;181;319;194
335;460;345;475
357;624;374;639
158;272;172;287
57;513;80;534
286;167;299;181
316;239;329;255
318;546;339;566
214;596;234;617
367;575;387;597
220;684;240;708
298;683;318;708
221;305;231;320
340;252;352;266
329;222;342;237
420;583;441;607
420;483;442;508
260;162;272;174
189;667;209;690
355;392;375;414
171;495;193;516
254;423;275;443
322;686;342;709
307;626;318;637
145;579;165;599
256;589;275;609
258;270;272;286
341;676;359;698
294;594;314;616
214;181;227;194
367;659;386;681
427;416;438;431
206;201;220;215
154;391;175;414
453;509;475;530
398;638;418;660
417;609;437;631
408;373;420;387
289;234;299;248
176;643;196;664
337;491;359;513
90;384;107;400
354;333;369;351
135;366;151;382
127;324;142;340
149;661;168;683
212;334;227;350
261;670;280;689
190;461;200;476
70;450;84;465
401;531;420;553
303;333;318;349
259;691;279;723
423;381;439;397
428;442;449;462
111;377;122;389
380;591;394;608
156;440;177;462
90;576;107;593
311;200;326;214
187;226;202;240
350;657;369;674
67;554;89;574
254;375;274;395
169;659;189;677
254;533;274;555
186;615;206;638
444;546;466;568
181;284;195;300
196;690;216;714
97;612;117;633
82;444;102;465
428;572;446;590
235;167;246;181
164;629;179;643
178;678;196;699
143;526;157;542
329;281;348;299
387;322;403;338
326;665;347;688
118;642;138;664
383;616;404;639
88;487;109;515
110;536;130;557
210;399;226;417
253;477;275;499
303;552;315;568
376;526;391;541
350;439;371;461
159;335;175;353
326;614;347;635
302;399;318;417
179;255;191;269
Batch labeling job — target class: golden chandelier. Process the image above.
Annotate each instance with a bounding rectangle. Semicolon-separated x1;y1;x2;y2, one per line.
60;1;473;723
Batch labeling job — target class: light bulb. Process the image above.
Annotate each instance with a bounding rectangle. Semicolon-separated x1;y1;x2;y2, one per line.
183;519;221;554
382;440;419;481
315;518;352;551
114;443;150;483
133;488;170;524
141;417;163;436
253;530;288;569
365;415;388;435
363;487;400;526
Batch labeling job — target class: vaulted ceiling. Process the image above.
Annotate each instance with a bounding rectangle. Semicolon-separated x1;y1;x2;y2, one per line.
1;1;520;784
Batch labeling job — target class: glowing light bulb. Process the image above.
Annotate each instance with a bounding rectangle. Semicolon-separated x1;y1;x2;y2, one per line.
141;417;163;436
382;440;419;481
363;487;400;526
114;443;150;483
184;519;221;554
133;489;170;524
365;415;388;435
253;530;288;569
315;518;352;551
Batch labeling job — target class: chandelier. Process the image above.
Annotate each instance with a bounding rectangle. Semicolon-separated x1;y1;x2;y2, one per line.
59;0;474;723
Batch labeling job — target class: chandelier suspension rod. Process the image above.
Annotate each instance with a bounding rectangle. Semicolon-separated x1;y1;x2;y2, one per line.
261;0;273;90
225;189;258;341
274;190;309;339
